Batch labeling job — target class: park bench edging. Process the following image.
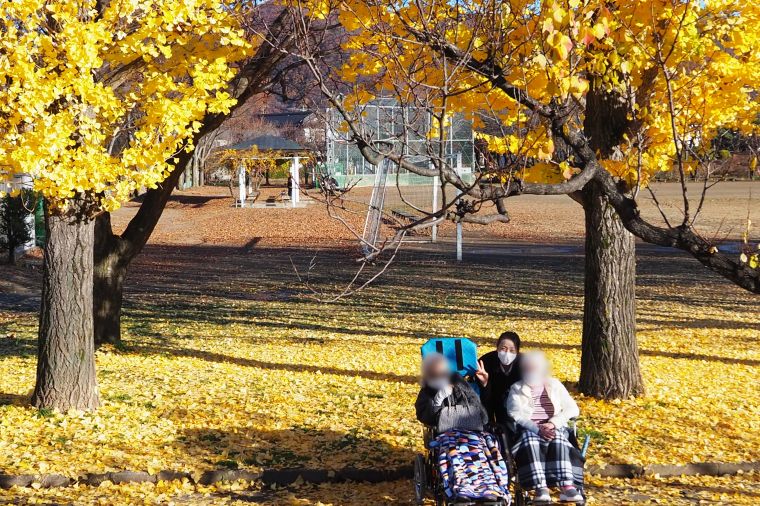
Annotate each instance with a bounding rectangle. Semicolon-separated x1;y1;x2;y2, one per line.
0;461;757;491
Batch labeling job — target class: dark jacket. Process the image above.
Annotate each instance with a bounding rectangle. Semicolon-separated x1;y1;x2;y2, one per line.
415;373;488;432
478;351;522;425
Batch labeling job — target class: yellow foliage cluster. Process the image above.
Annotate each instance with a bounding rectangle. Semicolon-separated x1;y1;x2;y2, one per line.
216;147;290;179
0;0;251;212
314;0;759;187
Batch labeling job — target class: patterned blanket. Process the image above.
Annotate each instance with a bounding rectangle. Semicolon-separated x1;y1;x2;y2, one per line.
433;429;511;502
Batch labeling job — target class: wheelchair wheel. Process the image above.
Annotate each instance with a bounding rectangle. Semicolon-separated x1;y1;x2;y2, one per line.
413;453;427;505
512;486;528;506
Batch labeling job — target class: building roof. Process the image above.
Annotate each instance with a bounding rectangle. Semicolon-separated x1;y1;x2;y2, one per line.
227;135;309;152
257;111;314;128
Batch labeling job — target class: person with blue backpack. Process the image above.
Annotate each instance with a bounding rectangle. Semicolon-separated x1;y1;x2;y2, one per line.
415;352;488;432
414;351;510;503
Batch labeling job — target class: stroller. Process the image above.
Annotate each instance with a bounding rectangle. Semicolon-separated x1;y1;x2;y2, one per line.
413;337;511;506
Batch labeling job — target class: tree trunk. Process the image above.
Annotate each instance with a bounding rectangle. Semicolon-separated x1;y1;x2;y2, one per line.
32;204;100;411
579;181;644;399
93;214;127;347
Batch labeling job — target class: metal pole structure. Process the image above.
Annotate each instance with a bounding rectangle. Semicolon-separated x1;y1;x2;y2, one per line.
362;159;390;255
431;173;439;242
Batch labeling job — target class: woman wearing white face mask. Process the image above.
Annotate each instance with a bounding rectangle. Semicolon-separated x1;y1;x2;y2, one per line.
415;353;488;432
476;331;523;425
506;351;583;504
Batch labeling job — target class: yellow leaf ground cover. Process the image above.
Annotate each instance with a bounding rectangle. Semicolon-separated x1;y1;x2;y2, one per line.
0;186;758;504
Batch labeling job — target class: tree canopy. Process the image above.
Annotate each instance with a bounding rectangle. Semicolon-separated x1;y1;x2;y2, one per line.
0;0;250;212
293;0;760;289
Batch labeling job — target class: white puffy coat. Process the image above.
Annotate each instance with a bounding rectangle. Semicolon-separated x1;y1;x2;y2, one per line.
506;378;580;434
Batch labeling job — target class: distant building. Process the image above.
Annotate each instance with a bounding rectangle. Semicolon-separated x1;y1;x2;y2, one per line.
257;110;324;149
325;100;475;187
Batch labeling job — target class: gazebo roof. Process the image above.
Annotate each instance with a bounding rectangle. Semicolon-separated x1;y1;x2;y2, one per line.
228;135;308;152
258;111;314;128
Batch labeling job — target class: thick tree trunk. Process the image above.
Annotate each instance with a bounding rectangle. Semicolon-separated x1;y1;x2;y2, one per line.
32;204;100;411
579;182;643;399
93;214;127;347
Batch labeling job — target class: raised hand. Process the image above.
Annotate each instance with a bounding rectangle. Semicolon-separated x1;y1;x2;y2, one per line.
475;360;489;387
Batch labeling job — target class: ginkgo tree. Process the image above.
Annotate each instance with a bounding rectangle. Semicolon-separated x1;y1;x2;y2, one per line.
0;0;250;410
289;0;760;398
90;6;301;349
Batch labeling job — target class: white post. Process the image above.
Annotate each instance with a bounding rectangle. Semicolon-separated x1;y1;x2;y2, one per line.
238;164;246;207
456;186;463;261
456;221;463;261
431;174;439;242
456;152;462;173
291;157;301;207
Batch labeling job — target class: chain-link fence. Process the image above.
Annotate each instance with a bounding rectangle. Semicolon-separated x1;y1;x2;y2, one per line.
325;102;475;244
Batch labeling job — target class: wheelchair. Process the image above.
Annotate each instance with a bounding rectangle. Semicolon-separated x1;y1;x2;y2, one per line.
413;337;511;506
499;419;589;506
412;337;589;506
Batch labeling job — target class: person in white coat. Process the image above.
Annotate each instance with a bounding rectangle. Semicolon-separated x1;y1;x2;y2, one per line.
506;351;583;504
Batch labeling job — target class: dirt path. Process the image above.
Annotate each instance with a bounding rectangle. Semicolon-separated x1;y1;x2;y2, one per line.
108;181;759;248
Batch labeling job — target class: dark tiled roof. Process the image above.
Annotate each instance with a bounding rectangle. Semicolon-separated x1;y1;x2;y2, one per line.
257;111;313;127
227;135;308;152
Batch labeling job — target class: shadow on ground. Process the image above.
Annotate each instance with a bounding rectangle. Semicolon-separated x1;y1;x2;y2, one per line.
129;344;418;384
177;426;416;472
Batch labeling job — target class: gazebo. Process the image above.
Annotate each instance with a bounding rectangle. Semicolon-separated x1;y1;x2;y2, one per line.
225;134;312;207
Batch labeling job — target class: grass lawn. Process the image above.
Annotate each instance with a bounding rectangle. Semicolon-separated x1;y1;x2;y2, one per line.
0;185;758;504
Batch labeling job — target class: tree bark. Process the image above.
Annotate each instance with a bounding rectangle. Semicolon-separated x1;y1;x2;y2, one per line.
93;214;127;347
579;181;644;399
32;203;100;411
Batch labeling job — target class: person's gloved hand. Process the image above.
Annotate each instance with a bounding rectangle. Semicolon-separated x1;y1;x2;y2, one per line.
433;385;453;406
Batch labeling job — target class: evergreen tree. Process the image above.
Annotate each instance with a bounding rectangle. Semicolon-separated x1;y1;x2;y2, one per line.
0;191;34;264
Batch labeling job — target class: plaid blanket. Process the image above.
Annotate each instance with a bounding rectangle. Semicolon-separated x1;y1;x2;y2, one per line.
510;428;585;491
434;430;511;501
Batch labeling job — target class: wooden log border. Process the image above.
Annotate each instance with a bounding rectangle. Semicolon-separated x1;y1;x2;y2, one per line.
1;461;757;490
